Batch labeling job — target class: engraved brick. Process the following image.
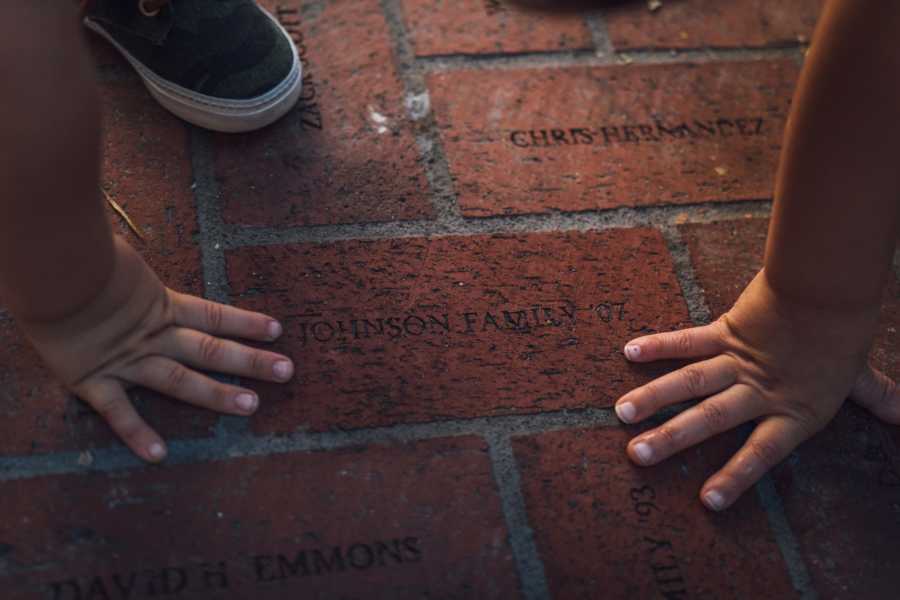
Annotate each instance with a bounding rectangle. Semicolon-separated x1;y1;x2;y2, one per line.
210;0;433;227
606;0;824;50
680;219;900;597
226;229;690;434
428;61;798;217
1;438;519;599
0;80;212;456
512;427;797;599
401;0;593;57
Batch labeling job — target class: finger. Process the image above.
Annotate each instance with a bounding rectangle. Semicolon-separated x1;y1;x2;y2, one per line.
627;384;764;467
78;380;166;463
700;416;808;511
171;291;283;342
124;356;260;416
155;327;294;383
624;319;726;363
850;365;900;424
615;354;739;424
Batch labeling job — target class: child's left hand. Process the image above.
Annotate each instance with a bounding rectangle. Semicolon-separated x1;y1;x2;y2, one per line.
615;270;899;511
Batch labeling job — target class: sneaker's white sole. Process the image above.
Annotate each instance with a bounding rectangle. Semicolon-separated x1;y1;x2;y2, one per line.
84;8;302;133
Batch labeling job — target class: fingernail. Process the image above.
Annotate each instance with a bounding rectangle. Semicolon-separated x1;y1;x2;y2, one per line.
235;393;258;412
268;320;283;340
633;442;653;464
273;360;293;380
704;490;726;511
148;443;166;461
616;402;637;423
624;344;641;360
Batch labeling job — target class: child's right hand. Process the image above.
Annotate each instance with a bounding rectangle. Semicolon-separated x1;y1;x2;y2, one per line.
18;236;294;462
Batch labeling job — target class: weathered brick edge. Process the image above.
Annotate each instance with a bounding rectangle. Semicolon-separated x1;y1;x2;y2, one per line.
0;3;824;600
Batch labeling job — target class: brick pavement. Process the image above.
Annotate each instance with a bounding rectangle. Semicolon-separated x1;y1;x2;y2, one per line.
2;1;898;598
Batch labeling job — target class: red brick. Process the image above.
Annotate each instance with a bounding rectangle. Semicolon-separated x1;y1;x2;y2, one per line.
428;60;798;217
401;0;593;57
1;438;520;599
211;0;433;227
0;80;212;456
511;427;796;599
606;0;824;50
226;229;690;434
680;219;900;598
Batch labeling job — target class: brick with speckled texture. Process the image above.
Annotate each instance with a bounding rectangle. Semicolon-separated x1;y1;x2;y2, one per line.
428;60;799;217
226;229;691;434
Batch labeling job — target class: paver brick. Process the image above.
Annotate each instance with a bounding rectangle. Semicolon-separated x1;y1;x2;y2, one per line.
211;0;433;228
226;229;690;434
428;60;798;217
0;80;212;456
1;437;520;599
680;219;900;598
401;0;593;57
606;0;824;50
512;427;797;599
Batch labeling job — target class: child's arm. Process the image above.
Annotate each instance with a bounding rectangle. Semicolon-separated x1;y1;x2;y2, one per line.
616;0;900;511
0;2;293;462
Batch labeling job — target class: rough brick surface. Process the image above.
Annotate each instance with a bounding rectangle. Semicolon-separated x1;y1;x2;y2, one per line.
428;60;798;217
512;427;796;599
211;0;433;227
0;81;212;456
680;219;900;598
401;0;593;57
227;229;690;434
1;438;520;599
606;0;824;50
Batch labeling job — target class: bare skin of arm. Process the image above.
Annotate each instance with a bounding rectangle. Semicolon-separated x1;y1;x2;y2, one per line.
0;2;294;462
616;0;900;511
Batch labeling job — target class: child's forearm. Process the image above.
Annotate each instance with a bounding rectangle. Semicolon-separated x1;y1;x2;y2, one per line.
0;2;114;323
765;0;900;312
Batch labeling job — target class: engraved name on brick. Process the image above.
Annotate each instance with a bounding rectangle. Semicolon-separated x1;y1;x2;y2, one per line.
276;5;323;131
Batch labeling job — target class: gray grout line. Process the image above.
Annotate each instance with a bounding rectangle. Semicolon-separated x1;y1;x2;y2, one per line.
585;13;614;58
755;475;819;600
486;433;552;600
189;127;250;437
223;199;773;249
0;408;619;482
416;45;806;73
380;0;463;222
659;225;713;325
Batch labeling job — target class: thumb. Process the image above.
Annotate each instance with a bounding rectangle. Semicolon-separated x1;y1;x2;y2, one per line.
850;364;900;425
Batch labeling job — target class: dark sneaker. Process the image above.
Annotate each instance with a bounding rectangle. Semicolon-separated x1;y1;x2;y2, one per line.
83;0;302;133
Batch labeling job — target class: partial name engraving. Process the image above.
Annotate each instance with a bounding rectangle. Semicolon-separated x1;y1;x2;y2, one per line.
629;485;690;599
49;537;422;599
289;300;629;346
276;5;323;131
509;117;766;149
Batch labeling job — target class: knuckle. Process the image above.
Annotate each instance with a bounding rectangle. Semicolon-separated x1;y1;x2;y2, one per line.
91;395;120;420
197;335;224;363
655;425;679;449
681;367;707;396
165;364;188;394
642;382;661;407
204;301;224;332
747;439;782;468
674;331;694;354
248;350;267;376
700;400;730;432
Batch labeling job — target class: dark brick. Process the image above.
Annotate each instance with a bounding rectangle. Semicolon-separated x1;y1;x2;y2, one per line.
1;438;520;599
606;0;824;50
211;0;434;227
401;0;593;57
226;229;690;434
428;61;798;217
680;219;900;598
512;427;797;599
0;80;213;456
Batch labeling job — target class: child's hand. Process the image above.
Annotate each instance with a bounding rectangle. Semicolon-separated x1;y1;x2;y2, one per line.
615;269;899;511
18;236;293;462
